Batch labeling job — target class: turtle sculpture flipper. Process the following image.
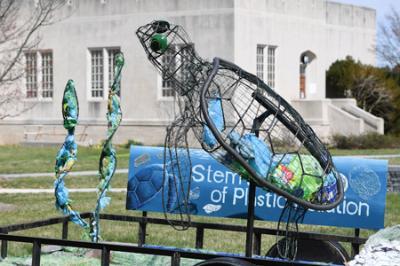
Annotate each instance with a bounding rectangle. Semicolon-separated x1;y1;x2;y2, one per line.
161;116;194;230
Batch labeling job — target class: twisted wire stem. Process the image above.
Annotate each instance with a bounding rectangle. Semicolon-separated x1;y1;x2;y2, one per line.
90;52;124;242
54;80;89;229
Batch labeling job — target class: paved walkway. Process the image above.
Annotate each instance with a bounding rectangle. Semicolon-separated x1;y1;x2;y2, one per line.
0;169;129;179
1;154;399;194
345;154;400;159
0;169;130;194
0;188;127;194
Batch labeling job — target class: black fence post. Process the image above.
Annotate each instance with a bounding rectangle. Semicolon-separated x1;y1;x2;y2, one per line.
351;228;361;258
101;246;110;266
195;227;204;249
0;230;8;259
31;240;41;266
245;181;257;257
253;232;262;255
62;220;69;240
171;252;181;266
138;211;148;247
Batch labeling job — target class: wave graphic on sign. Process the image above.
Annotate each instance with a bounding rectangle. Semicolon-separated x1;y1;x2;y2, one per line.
190;187;200;200
203;204;222;214
349;166;381;200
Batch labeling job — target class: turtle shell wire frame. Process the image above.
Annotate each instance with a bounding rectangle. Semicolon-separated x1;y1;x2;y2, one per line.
199;57;344;211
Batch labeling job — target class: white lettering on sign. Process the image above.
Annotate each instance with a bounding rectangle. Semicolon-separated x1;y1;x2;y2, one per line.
192;163;371;218
192;164;243;186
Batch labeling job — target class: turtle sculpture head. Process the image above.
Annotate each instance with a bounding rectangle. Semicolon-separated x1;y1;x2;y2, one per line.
136;20;202;96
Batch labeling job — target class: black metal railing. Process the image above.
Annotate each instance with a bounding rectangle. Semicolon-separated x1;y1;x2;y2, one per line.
388;166;400;192
0;212;367;266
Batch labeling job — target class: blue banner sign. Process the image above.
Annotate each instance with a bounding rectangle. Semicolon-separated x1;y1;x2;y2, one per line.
126;146;387;229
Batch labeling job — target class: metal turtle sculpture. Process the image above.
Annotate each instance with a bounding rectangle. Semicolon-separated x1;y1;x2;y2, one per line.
136;20;344;256
137;19;343;207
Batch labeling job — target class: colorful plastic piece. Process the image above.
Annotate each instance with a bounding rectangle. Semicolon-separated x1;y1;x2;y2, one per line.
90;52;124;242
54;80;89;228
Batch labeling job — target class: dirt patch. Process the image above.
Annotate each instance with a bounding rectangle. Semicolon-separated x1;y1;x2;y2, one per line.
0;202;16;212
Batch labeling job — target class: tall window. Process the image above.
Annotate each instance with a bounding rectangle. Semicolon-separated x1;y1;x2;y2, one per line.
256;45;265;80
267;46;276;88
89;47;121;99
160;43;194;98
41;52;53;98
25;52;38;98
161;47;176;98
25;50;53;99
108;48;120;89
256;45;276;88
90;49;104;98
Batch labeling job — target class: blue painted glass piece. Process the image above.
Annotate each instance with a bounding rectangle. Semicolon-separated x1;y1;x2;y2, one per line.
91;52;124;242
203;97;224;148
54;80;88;229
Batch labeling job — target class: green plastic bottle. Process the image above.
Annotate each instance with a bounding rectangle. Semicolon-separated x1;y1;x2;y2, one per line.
150;34;168;53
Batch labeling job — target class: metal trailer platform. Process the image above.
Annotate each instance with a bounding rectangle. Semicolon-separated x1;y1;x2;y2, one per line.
0;212;366;266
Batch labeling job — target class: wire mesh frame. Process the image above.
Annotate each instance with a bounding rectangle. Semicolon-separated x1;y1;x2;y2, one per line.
136;21;214;230
136;21;343;219
136;21;210;101
200;57;344;211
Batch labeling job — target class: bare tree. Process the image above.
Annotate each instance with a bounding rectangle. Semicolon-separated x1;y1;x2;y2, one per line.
350;73;394;119
0;0;65;119
377;8;400;67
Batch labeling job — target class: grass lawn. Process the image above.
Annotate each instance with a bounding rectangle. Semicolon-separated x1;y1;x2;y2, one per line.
0;173;128;189
330;148;400;155
0;145;399;258
0;145;399;176
0;192;399;258
330;148;400;164
0;145;130;174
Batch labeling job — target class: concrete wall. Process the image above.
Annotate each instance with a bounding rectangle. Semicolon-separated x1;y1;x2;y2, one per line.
0;0;377;145
233;0;375;100
1;0;235;144
292;98;384;141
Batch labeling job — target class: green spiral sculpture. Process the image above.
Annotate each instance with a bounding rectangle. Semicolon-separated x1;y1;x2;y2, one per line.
54;80;89;228
90;52;124;242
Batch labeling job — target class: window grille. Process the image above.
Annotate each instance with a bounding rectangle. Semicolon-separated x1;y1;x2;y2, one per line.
161;46;176;97
108;48;121;92
161;43;194;98
41;52;53;98
267;46;276;88
25;52;38;98
256;45;265;81
91;49;104;98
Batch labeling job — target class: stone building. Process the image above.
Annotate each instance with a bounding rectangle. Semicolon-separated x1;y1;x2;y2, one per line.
0;0;383;145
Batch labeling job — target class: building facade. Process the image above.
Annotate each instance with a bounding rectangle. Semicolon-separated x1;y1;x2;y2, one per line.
0;0;382;145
